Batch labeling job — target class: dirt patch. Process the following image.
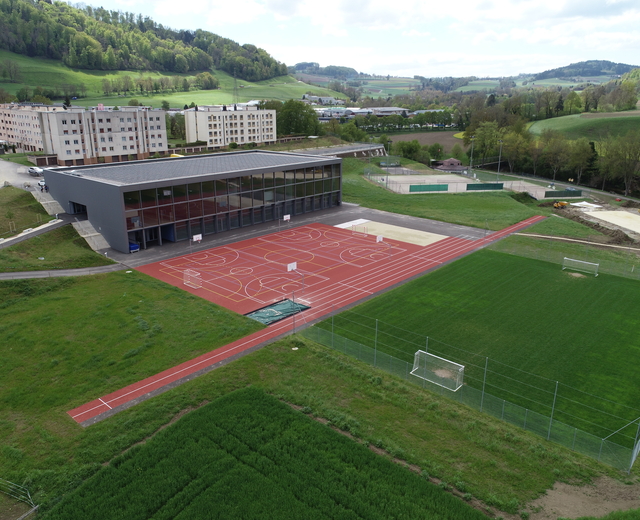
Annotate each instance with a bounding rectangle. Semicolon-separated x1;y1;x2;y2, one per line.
434;368;455;380
528;476;640;520
390;131;464;154
561;207;636;245
567;272;586;278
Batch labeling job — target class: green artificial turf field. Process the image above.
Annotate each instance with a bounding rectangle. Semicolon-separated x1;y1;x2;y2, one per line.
319;249;640;445
42;387;487;520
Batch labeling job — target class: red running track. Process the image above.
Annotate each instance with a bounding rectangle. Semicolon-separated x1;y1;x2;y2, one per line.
68;215;545;425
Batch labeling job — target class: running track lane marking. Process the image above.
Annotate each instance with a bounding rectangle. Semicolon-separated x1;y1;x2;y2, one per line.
68;215;545;425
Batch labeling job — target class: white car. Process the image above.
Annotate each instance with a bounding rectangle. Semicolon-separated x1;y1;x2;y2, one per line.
28;167;44;175
38;179;46;187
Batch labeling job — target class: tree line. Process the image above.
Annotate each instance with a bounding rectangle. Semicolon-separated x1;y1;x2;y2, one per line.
0;0;287;81
100;72;218;96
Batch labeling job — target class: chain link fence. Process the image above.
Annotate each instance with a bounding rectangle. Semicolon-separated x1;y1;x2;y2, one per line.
301;319;640;473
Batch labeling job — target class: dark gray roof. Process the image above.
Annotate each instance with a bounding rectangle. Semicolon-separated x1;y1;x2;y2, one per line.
53;151;337;187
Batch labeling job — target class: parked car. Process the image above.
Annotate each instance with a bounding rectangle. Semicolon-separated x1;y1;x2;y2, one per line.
37;179;46;187
28;167;43;175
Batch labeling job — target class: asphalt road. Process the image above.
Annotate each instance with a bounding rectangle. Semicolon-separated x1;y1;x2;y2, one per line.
0;158;36;190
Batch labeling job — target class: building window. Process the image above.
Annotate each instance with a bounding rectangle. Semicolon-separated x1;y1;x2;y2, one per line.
102;147;107;152
120;127;125;132
156;117;160;121
122;137;126;142
130;145;134;149
98;119;103;123
152;143;156;147
71;120;76;124
108;137;113;142
75;149;80;154
61;119;67;124
109;146;114;151
107;128;112;132
63;130;68;135
73;139;79;144
66;150;71;155
99;128;104;133
123;146;127;150
129;136;134;141
128;127;132;132
120;118;124;122
127;118;132;122
106;118;111;123
64;140;70;145
158;143;162;147
100;137;105;142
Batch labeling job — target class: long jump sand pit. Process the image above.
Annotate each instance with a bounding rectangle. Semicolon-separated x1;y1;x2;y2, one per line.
589;211;640;234
336;219;447;246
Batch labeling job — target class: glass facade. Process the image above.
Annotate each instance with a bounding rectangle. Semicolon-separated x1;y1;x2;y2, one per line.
124;163;341;244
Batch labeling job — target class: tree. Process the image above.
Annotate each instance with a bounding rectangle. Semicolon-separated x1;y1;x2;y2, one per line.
543;135;569;181
129;98;140;106
528;139;544;177
600;131;640;196
565;91;582;114
474;121;500;166
161;100;171;111
277;100;320;136
2;60;21;82
501;131;528;173
568;138;593;185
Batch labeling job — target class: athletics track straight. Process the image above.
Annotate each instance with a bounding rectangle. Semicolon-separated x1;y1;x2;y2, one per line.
68;215;545;426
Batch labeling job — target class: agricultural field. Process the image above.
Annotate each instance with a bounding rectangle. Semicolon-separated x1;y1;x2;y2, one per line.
528;112;640;140
455;80;500;92
358;77;421;98
0;49;342;107
343;158;544;230
0;225;114;272
389;131;464;152
318;248;640;447
42;387;487;520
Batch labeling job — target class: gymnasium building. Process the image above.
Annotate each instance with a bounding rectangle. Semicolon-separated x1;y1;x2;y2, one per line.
44;150;342;253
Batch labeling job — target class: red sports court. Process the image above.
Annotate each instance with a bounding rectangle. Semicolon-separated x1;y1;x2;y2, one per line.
68;216;545;425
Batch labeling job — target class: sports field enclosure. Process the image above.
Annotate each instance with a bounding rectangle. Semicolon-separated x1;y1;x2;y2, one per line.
307;247;640;471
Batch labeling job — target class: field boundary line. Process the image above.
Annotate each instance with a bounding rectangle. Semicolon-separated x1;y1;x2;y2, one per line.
515;233;640;251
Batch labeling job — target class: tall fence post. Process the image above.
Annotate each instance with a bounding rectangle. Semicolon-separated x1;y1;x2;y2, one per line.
547;381;559;441
480;357;488;412
331;305;334;349
374;319;378;367
425;336;428;354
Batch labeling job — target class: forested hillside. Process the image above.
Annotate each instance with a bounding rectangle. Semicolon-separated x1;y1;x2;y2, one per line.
533;60;637;80
0;0;287;81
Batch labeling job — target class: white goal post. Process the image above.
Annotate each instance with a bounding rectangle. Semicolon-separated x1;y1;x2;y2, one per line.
411;350;464;392
183;269;202;289
562;257;599;277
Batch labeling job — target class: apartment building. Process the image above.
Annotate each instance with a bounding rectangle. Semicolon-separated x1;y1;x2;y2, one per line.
0;104;167;166
184;105;276;148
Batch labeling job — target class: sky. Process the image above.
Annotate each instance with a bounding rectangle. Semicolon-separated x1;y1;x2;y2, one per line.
77;0;640;78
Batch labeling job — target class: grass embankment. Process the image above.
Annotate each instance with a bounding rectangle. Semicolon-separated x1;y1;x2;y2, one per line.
0;273;618;518
0;49;341;107
0;186;50;239
0;225;115;272
42;387;487;520
528;113;640;140
343;158;544;230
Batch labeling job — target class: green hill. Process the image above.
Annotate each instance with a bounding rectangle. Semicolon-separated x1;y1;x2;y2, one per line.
528;112;640;140
0;49;344;107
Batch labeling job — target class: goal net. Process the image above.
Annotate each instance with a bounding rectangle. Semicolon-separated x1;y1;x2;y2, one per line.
411;350;464;392
183;269;202;289
562;257;599;277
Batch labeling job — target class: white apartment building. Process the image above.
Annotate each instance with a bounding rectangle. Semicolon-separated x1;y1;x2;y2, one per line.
0;104;167;166
184;105;276;148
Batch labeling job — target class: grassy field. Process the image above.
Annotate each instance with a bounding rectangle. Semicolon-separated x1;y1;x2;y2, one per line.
455;80;500;92
343;158;544;230
318;249;640;445
42;387;487;520
0;49;342;107
528;113;640;140
1;272;620;519
0;186;51;239
0;225;115;272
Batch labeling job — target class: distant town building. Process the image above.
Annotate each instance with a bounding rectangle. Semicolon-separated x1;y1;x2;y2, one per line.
0;103;168;166
302;95;344;106
184;105;276;148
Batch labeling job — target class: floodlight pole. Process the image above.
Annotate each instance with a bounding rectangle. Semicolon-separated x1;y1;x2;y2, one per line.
547;381;559;441
497;139;503;182
480;357;488;412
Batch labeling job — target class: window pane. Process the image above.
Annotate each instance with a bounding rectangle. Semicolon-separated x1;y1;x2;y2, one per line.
202;197;216;215
157;187;173;205
215;196;228;212
189;200;203;218
176;221;189;240
241;209;252;226
241;192;253;209
175;203;189;220
274;171;285;186
142;208;159;227
228;179;239;194
202;181;215;198
240;176;252;191
140;189;156;207
188;183;201;200
125;209;142;229
263;172;275;188
204;216;215;235
295;183;305;198
173;185;187;203
124;191;140;210
228;194;241;211
252;174;264;190
159;205;174;224
214;179;227;196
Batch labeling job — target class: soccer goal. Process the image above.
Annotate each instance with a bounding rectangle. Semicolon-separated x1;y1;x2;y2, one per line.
183;269;202;289
562;257;599;277
411;350;464;392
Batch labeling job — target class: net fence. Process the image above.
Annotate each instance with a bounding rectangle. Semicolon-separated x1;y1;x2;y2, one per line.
301;314;640;473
